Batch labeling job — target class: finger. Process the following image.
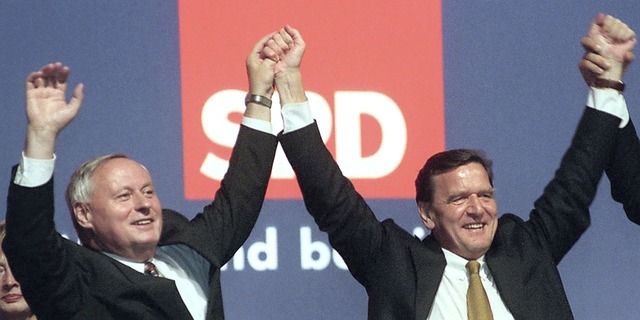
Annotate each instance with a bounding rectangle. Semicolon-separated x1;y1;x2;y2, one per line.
581;36;602;53
616;25;635;42
26;71;42;89
587;20;601;39
266;38;285;56
57;66;70;84
608;21;626;40
261;47;279;62
602;17;632;41
285;25;305;46
34;76;45;88
40;62;62;77
40;64;53;88
56;66;71;90
624;51;635;63
584;51;610;70
601;15;618;30
278;28;294;46
579;58;605;75
594;13;606;27
251;32;276;56
41;62;62;88
271;33;290;51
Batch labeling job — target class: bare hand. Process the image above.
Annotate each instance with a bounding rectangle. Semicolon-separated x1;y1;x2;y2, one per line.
262;25;306;78
246;33;278;96
589;14;636;62
26;62;84;136
579;13;636;83
24;62;84;159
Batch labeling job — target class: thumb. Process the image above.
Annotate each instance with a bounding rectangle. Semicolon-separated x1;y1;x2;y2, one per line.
69;83;85;110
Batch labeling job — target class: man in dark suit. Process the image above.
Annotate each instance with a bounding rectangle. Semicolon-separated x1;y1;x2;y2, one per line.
4;31;280;319
265;15;636;319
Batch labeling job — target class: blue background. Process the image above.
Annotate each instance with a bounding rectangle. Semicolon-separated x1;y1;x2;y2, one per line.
1;1;639;319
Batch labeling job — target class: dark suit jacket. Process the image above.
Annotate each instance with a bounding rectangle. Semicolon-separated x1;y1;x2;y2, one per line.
279;108;623;319
604;117;640;224
4;126;277;320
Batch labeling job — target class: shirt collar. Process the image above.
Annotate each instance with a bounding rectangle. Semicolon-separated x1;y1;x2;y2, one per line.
442;248;491;281
102;251;148;274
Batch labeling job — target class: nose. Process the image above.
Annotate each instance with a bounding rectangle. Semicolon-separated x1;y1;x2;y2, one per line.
1;267;19;291
134;192;152;214
465;194;485;216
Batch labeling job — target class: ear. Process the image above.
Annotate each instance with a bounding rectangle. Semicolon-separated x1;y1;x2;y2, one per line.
73;202;93;229
417;201;436;230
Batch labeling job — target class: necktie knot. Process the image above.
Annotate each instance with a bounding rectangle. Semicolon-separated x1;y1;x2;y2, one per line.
144;260;161;277
466;260;480;275
466;260;493;320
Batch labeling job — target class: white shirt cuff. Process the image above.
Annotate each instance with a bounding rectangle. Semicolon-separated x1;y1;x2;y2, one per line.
15;152;56;187
587;87;629;128
281;101;314;133
241;116;273;135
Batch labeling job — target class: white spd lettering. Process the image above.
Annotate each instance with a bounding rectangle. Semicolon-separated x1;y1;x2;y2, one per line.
200;90;407;181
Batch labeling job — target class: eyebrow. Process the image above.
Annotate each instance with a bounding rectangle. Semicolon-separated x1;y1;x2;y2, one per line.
115;181;155;192
446;188;495;202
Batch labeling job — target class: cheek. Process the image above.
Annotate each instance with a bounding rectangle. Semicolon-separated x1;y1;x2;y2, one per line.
152;200;162;211
484;201;498;216
450;207;468;221
94;205;130;225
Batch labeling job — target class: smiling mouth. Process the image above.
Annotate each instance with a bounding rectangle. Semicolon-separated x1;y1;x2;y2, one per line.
464;223;484;230
133;219;153;226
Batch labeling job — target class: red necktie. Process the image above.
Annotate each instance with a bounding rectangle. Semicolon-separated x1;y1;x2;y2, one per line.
144;261;161;277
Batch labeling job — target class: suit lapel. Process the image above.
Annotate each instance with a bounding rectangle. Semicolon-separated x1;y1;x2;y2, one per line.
412;236;447;320
485;238;525;318
108;258;195;319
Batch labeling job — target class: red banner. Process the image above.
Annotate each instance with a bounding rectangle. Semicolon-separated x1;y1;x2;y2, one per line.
179;1;444;199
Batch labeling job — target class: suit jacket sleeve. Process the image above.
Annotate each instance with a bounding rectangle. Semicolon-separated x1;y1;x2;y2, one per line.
162;125;278;267
525;107;623;263
279;122;389;286
3;165;89;317
604;118;640;224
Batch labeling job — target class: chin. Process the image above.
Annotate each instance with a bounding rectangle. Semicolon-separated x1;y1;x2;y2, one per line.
0;303;32;317
137;234;161;247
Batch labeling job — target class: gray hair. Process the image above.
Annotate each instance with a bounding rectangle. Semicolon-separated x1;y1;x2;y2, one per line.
65;153;130;244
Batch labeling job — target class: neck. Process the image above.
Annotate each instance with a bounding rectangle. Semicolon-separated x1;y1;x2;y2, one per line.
87;241;156;263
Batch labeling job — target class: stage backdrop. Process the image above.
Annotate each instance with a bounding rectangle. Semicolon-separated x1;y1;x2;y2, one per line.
1;1;639;319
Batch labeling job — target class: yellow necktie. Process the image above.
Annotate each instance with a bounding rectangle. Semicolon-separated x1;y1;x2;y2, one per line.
466;260;493;320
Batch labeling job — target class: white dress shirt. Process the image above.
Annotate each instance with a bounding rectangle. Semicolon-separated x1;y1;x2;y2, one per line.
427;250;515;319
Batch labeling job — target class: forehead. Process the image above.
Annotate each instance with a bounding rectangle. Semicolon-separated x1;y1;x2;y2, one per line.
92;158;152;187
431;162;491;192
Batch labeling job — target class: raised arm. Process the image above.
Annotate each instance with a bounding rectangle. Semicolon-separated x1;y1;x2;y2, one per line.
244;33;278;121
274;27;389;286
4;63;84;316
190;32;281;264
24;62;84;160
523;14;637;262
579;15;640;225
